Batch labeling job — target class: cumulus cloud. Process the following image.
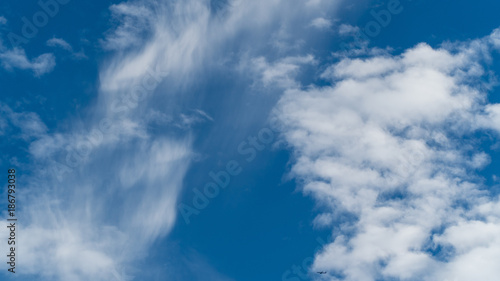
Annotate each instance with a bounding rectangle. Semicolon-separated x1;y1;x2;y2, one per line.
490;28;500;50
272;29;500;281
0;16;6;25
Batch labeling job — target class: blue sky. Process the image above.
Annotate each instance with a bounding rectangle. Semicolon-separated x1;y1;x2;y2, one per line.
1;0;500;280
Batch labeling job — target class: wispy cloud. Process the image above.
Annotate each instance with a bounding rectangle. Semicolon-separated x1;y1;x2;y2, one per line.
46;37;87;59
0;18;56;76
337;23;359;35
247;54;316;88
46;37;73;52
100;3;154;51
0;48;55;76
310;17;332;29
176;109;214;129
0;0;347;280
0;104;48;139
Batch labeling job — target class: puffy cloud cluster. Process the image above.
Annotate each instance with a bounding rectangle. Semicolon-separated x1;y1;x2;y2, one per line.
272;30;500;281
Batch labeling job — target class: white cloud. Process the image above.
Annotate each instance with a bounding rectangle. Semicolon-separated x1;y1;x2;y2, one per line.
101;3;154;50
490;28;500;49
0;104;48;139
338;23;359;35
248;54;316;88
0;48;55;76
310;17;332;29
0;25;57;76
9;131;193;281
47;37;88;59
0;0;347;280
272;28;500;281
47;37;73;51
176;109;214;129
99;0;343;92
